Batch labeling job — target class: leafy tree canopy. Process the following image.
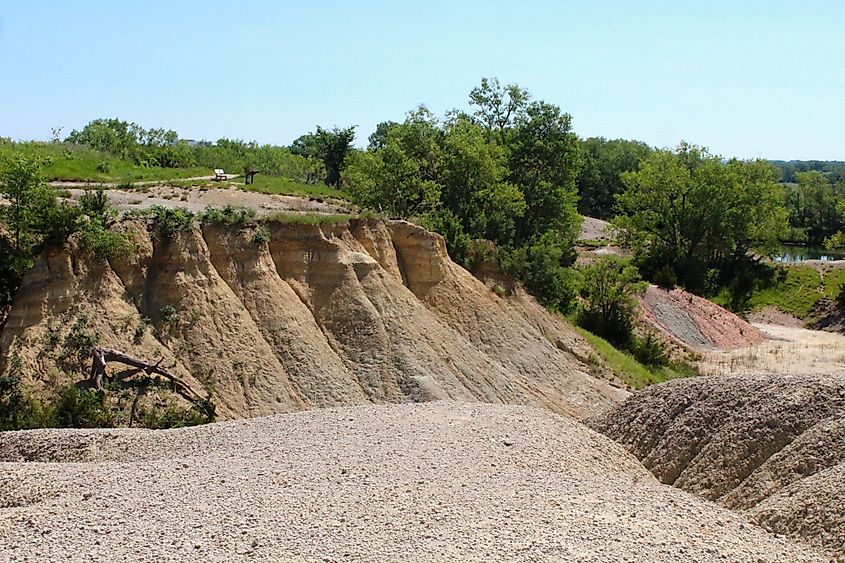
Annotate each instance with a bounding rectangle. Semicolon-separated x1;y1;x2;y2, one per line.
292;126;356;187
615;143;787;293
345;78;583;309
577;137;652;219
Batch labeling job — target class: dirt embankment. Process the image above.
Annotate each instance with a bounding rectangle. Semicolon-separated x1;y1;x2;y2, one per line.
638;285;764;351
0;401;827;562
0;219;626;421
590;374;845;557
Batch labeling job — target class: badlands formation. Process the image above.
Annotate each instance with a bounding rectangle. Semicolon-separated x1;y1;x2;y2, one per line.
0;217;841;560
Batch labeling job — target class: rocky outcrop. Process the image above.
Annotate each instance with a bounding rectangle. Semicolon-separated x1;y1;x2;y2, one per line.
590;374;845;556
638;285;764;351
0;218;627;421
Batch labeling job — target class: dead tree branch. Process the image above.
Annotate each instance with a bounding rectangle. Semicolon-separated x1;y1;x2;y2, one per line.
90;347;199;402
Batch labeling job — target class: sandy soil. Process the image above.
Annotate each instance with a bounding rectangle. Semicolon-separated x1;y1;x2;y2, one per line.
0;402;826;562
747;306;805;328
701;322;845;376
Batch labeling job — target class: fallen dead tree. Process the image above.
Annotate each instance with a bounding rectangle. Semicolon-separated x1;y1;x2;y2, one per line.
89;347;199;402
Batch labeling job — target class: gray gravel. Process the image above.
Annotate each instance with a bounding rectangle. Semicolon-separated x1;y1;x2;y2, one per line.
0;402;828;562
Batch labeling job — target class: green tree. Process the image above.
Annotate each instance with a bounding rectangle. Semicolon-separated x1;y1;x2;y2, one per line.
501;230;578;311
66;118;140;160
345;108;443;217
793;170;840;242
508;101;583;257
615;143;787;293
344;80;584;312
577;258;642;346
0;153;80;252
368;121;399;150
577;137;652;219
0;154;85;317
292;126;356;187
468;77;530;143
440;117;526;246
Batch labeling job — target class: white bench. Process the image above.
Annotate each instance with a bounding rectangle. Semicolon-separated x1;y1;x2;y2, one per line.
212;169;227;181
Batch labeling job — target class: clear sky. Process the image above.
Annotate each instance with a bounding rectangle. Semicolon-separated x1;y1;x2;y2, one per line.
0;0;842;160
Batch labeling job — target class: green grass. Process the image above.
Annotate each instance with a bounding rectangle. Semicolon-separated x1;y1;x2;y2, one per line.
573;326;685;389
0;142;208;183
0;142;351;204
262;212;355;225
236;175;347;200
823;268;845;302
746;265;822;318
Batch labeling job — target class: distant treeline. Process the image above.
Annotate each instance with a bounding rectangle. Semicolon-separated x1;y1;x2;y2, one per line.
63;118;325;185
769;160;845;184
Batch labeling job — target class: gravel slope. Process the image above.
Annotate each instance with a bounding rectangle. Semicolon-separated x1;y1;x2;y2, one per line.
0;402;825;562
590;374;845;557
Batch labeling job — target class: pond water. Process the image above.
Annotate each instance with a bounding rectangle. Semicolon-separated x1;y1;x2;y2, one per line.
772;244;845;263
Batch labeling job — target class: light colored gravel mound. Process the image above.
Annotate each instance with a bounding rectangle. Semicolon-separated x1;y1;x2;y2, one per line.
0;402;825;562
590;374;845;557
578;216;616;241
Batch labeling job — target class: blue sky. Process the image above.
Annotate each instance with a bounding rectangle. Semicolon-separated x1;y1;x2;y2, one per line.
0;0;842;160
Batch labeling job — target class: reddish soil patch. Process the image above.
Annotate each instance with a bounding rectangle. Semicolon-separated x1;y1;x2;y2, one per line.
638;285;764;351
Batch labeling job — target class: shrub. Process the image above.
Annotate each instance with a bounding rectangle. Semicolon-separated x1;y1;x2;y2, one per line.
78;189;112;223
502;232;579;311
632;332;669;367
0;375;50;430
159;304;178;326
52;385;115;428
95;161;111;173
827;231;845;251
59;315;98;371
117;178;135;190
80;221;134;258
577;257;642;347
148;206;194;239
652;264;677;289
252;225;270;246
137;400;215;429
201;205;257;225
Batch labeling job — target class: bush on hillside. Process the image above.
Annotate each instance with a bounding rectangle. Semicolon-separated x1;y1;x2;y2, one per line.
577;257;642;347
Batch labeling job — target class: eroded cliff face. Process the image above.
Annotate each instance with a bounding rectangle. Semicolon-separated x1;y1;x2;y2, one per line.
0;219;627;420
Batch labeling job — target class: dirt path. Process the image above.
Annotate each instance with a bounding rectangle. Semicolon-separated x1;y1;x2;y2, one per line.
48;174;239;188
61;185;352;216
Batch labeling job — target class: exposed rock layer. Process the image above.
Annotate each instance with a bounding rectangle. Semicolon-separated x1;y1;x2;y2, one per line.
638;285;764;351
0;219;626;420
